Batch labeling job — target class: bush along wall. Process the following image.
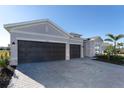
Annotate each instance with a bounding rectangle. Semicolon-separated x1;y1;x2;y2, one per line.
95;54;124;65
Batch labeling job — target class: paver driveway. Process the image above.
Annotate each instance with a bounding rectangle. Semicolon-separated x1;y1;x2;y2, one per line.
18;58;124;88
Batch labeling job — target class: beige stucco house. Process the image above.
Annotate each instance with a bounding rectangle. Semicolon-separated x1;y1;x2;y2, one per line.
4;19;84;66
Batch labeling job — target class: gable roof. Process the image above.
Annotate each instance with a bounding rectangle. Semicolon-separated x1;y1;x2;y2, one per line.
4;19;72;38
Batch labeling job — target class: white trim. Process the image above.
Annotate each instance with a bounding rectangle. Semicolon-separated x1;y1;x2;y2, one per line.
11;31;83;42
65;43;70;60
4;19;49;30
47;22;69;38
10;22;46;31
12;30;69;39
81;44;84;58
16;37;83;45
70;38;83;42
69;43;82;45
46;21;72;38
16;37;68;44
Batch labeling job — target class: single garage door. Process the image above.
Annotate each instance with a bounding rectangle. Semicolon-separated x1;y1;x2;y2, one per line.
70;44;81;59
18;40;65;63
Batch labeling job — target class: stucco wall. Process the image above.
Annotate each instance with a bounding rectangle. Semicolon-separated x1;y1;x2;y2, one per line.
11;22;68;38
10;31;83;65
83;39;103;57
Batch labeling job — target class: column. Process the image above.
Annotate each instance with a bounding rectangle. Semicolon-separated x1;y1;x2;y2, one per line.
66;43;70;60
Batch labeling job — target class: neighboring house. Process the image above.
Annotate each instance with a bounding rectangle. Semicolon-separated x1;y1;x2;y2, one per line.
120;48;124;54
83;36;103;57
4;19;84;66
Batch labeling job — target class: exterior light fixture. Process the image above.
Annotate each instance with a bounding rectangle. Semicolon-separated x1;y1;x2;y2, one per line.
12;42;15;45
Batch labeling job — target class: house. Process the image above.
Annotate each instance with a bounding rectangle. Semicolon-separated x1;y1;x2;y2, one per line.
4;19;84;66
83;36;103;57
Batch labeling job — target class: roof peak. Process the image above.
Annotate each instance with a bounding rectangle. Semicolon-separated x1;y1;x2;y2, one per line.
4;19;73;38
4;19;50;29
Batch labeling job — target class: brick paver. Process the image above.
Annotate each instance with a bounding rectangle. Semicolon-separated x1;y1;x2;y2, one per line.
8;70;45;88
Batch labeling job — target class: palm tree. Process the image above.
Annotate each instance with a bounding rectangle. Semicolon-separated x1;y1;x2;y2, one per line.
104;34;124;55
117;42;124;49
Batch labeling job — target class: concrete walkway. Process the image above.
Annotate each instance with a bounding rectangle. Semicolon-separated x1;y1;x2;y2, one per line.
11;58;124;88
8;70;45;88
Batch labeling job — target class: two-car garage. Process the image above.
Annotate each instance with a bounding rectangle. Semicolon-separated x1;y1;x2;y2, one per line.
18;40;81;64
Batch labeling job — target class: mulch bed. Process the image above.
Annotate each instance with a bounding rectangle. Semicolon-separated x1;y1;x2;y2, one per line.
0;67;16;88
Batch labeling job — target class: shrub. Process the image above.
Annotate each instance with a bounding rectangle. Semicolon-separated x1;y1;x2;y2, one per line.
0;52;9;68
109;55;124;65
0;51;15;88
95;54;124;65
0;59;7;68
104;45;114;55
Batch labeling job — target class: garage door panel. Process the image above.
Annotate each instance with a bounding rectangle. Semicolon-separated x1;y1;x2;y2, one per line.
70;44;81;59
18;40;65;63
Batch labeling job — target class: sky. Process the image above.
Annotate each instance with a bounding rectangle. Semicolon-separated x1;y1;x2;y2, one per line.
0;5;124;46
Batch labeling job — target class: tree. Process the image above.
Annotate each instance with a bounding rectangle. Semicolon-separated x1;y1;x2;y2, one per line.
117;42;124;49
104;34;124;55
104;45;114;60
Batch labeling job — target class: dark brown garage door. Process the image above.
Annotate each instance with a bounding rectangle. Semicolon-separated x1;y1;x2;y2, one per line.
70;44;81;59
18;40;65;63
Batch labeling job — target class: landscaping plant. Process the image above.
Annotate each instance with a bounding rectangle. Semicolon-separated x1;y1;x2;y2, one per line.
95;33;124;65
104;45;114;60
0;50;15;88
104;34;124;55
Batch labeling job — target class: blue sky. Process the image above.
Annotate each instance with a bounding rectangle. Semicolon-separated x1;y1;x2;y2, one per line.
0;5;124;46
